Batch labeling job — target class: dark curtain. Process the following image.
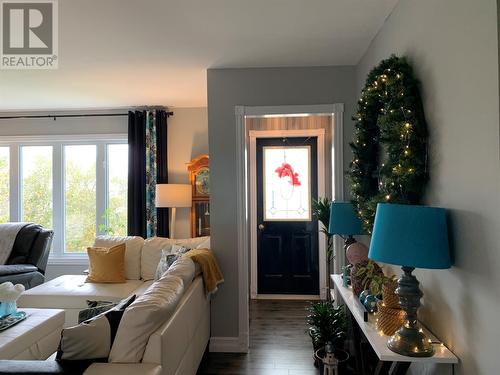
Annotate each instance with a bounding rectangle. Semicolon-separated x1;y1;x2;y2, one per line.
127;109;170;238
128;111;147;237
156;110;170;237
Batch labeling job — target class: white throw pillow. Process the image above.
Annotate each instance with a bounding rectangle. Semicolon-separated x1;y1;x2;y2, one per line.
165;256;195;289
94;236;144;280
108;274;184;363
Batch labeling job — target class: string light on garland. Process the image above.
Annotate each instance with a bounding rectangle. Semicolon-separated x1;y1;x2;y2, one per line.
349;55;429;233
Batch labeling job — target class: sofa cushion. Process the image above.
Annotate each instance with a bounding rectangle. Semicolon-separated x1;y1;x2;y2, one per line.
57;295;135;361
94;236;144;280
0;264;38;276
108;274;184;363
18;275;144;310
165;257;195;289
141;237;209;280
86;244;126;284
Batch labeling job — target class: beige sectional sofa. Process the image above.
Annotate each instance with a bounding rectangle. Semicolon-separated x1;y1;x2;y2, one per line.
16;235;212;375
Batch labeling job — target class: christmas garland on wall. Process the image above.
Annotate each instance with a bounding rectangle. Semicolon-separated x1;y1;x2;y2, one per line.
349;55;428;233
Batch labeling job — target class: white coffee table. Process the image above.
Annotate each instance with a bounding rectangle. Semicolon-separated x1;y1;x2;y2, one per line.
0;308;64;360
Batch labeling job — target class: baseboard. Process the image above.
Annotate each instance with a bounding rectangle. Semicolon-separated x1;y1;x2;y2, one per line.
209;336;248;353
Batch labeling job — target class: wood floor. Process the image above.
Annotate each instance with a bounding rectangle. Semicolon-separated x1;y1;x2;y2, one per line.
197;299;320;375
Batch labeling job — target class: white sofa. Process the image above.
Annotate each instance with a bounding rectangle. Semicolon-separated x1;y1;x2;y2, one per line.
16;235;212;375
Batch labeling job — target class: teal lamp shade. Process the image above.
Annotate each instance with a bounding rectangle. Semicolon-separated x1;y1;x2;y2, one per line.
368;203;451;269
328;202;364;235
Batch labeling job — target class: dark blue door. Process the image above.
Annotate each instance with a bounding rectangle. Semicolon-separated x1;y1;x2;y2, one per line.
256;137;319;295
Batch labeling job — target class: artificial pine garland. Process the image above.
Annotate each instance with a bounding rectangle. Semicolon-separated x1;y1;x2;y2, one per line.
349;55;429;233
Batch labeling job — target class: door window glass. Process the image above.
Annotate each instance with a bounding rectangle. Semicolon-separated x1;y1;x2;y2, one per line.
263;146;311;221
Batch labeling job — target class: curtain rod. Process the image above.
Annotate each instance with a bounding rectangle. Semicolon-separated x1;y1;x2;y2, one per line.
0;111;174;120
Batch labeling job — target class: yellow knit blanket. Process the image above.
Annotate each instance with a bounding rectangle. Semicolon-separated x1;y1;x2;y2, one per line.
184;248;224;294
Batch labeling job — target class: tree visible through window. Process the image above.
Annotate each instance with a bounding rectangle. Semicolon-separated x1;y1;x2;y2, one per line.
21;146;53;228
64;145;97;253
106;144;128;236
0;148;9;223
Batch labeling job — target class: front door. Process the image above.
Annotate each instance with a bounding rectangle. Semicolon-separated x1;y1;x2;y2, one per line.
256;137;319;295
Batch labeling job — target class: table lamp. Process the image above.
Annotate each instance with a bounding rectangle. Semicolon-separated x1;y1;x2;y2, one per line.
155;184;192;238
368;203;451;357
328;201;365;250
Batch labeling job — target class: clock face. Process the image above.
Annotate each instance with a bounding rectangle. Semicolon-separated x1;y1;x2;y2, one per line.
195;168;210;195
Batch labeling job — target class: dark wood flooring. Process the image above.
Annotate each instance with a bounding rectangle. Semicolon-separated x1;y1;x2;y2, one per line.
197;300;320;375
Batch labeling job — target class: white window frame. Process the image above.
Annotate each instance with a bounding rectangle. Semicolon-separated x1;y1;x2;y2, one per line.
0;134;127;264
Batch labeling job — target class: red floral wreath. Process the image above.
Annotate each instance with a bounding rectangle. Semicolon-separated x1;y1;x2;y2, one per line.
275;163;301;186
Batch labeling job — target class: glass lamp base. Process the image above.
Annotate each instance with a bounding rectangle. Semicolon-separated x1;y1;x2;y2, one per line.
388;325;434;357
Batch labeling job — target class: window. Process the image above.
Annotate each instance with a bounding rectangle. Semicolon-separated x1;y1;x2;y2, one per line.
0;147;9;223
21;146;53;228
106;144;128;236
64;145;97;253
0;136;128;259
263;146;311;221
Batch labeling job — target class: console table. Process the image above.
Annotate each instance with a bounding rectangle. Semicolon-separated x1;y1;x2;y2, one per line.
331;274;458;375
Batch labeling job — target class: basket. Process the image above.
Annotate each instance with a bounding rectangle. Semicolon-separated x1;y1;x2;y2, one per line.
376;300;405;336
382;281;399;309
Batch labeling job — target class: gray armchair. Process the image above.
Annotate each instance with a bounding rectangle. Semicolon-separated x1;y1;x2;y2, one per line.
0;224;53;289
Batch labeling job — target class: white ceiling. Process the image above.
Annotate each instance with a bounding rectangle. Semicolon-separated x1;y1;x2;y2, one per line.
0;0;398;110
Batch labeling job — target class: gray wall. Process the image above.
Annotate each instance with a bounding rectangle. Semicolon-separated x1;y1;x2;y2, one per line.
356;0;500;374
207;66;357;337
167;107;209;239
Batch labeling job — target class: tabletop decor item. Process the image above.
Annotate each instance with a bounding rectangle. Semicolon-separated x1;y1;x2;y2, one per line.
369;203;451;357
0;282;25;318
0;311;27;331
351;260;383;297
349;55;429;233
329;201;365;252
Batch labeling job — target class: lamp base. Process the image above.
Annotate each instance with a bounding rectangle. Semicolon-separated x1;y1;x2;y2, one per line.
387;266;434;357
387;325;434;357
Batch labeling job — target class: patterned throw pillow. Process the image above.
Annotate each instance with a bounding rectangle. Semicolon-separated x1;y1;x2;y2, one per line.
57;294;136;361
154;249;180;280
78;300;116;324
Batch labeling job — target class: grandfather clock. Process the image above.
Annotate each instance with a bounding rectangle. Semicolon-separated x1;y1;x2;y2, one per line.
187;154;210;237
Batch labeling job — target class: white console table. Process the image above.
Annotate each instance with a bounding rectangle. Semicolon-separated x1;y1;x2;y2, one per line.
331;274;458;375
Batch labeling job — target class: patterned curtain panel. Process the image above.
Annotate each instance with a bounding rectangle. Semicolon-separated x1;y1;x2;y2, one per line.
128;109;169;238
145;111;158;238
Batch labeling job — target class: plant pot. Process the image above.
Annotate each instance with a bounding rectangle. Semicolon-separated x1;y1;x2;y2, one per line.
314;348;350;373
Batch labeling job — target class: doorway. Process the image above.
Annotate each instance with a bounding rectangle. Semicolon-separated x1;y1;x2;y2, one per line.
256;136;319;295
233;104;344;352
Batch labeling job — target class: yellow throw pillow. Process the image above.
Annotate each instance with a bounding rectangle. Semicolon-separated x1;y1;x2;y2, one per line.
86;243;126;283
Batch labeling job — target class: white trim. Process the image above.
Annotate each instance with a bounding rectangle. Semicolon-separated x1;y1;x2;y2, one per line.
0;133;127;144
248;128;326;300
235;106;250;353
253;294;321;301
235;104;345;353
209;336;248;353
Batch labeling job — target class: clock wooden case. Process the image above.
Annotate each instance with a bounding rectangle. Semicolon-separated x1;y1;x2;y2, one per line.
187;154;210;237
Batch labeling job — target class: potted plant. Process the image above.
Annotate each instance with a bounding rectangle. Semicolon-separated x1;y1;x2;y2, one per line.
351;259;383;296
312;197;334;299
306;301;349;370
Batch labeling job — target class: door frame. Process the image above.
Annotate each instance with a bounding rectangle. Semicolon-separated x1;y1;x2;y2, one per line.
235;104;345;352
249;129;326;300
